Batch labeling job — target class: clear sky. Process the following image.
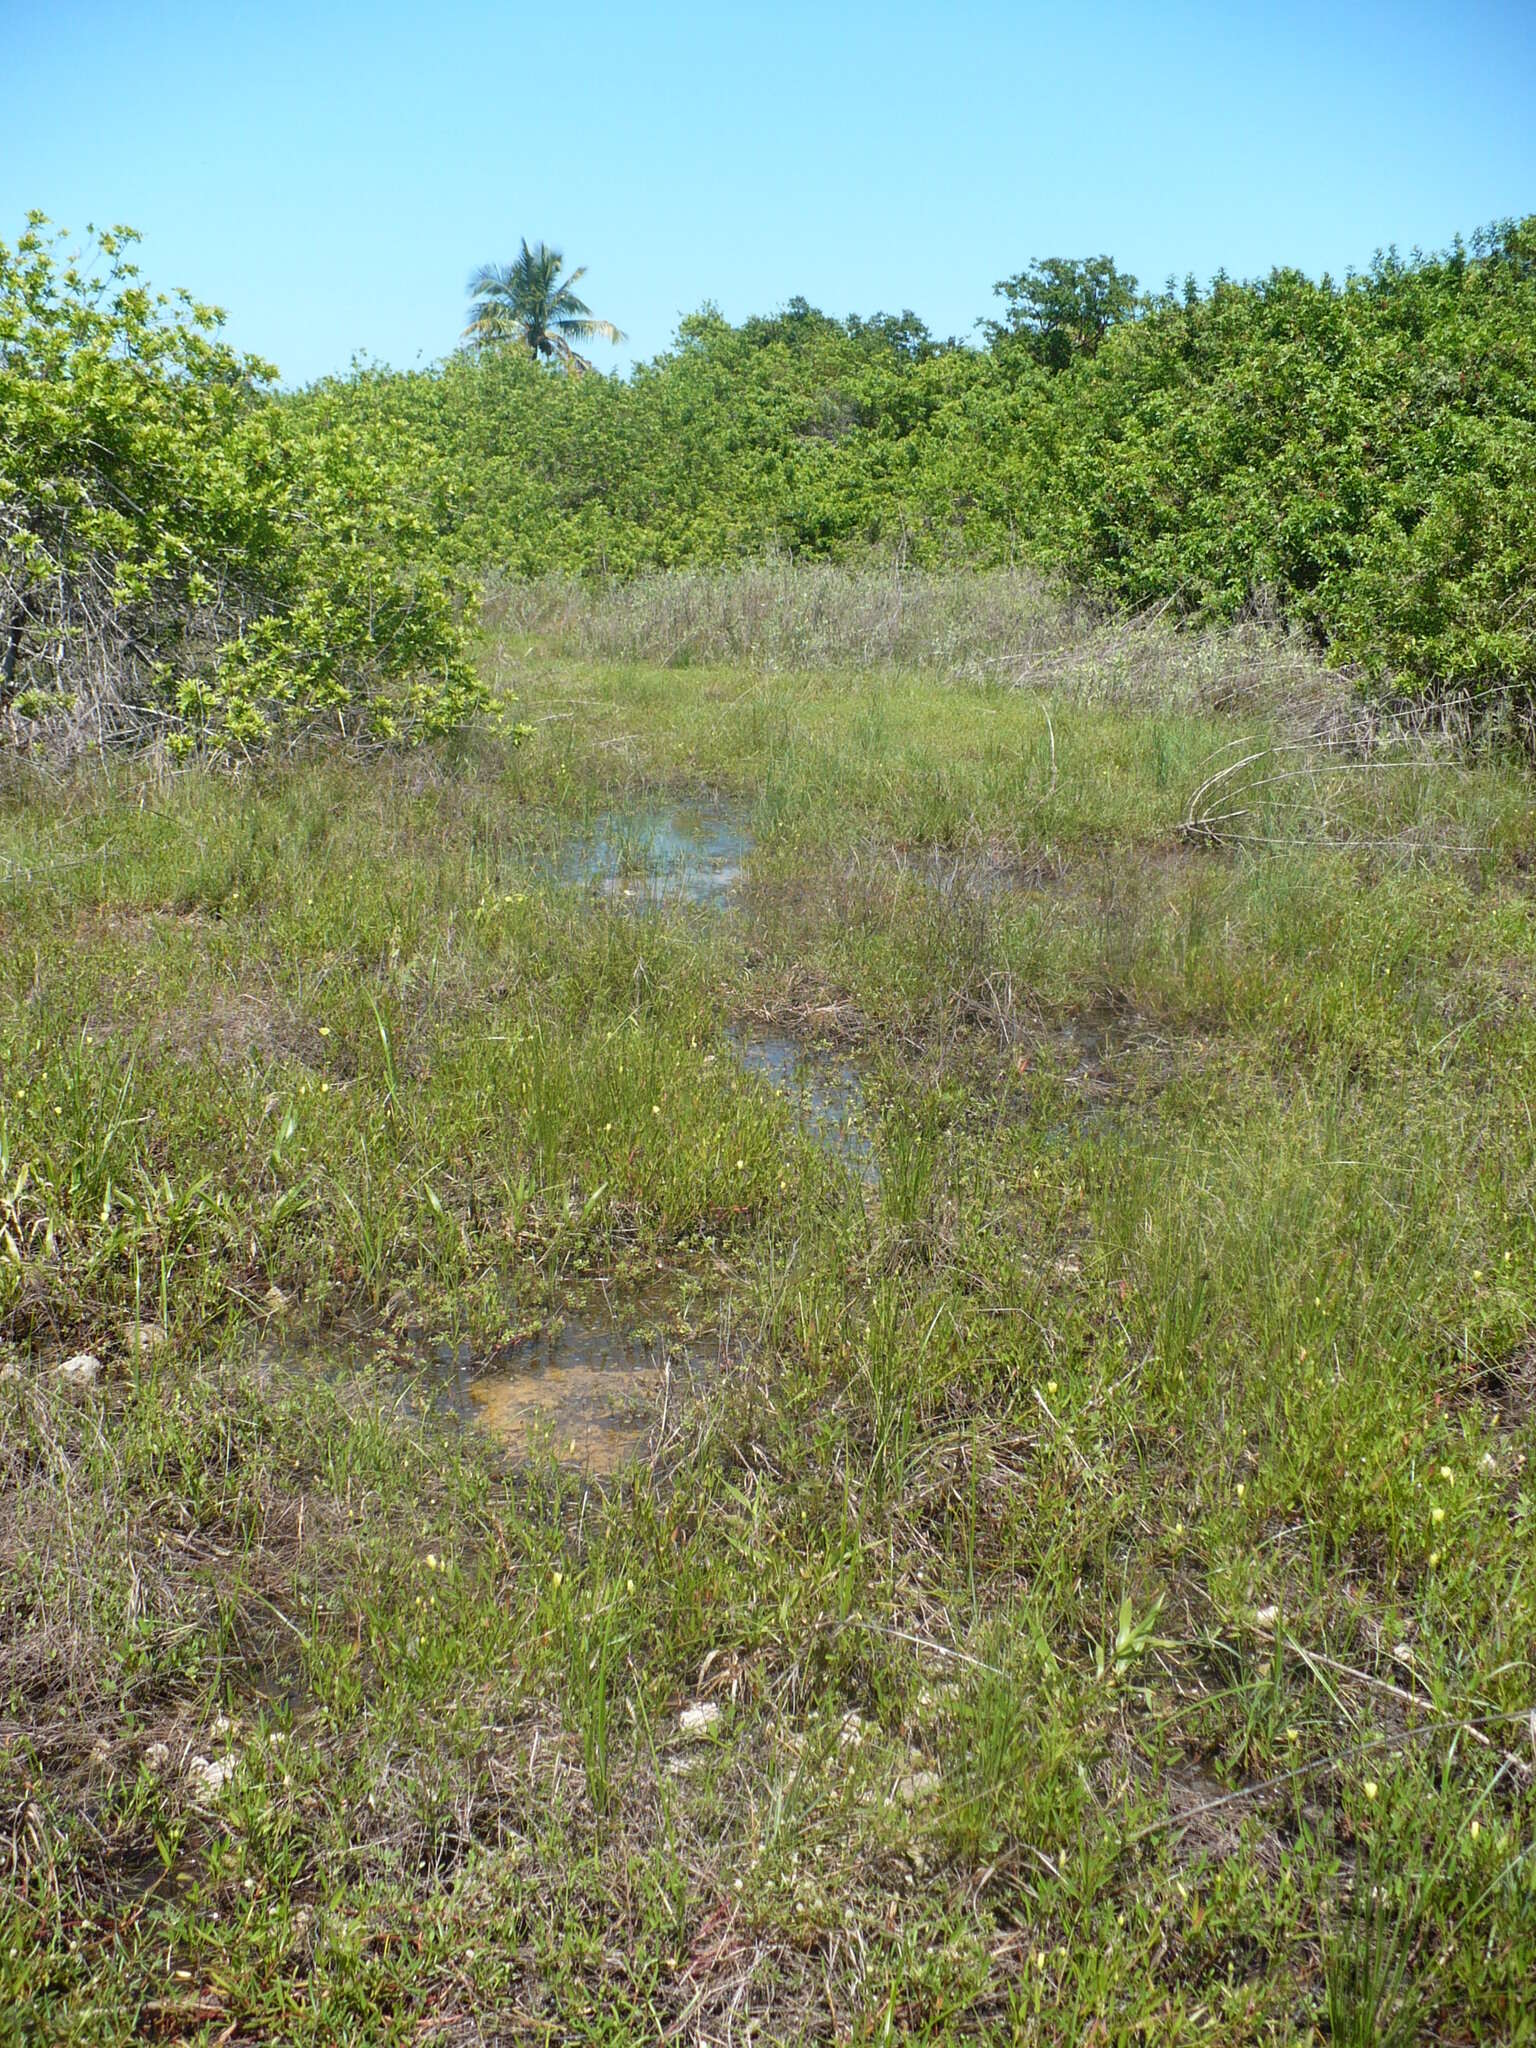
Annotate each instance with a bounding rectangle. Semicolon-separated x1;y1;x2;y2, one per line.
8;0;1534;385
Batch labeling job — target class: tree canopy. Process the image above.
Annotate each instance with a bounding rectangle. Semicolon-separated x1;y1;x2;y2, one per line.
985;255;1141;370
8;210;1535;748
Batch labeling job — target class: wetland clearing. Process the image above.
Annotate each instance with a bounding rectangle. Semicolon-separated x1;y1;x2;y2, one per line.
3;622;1536;2042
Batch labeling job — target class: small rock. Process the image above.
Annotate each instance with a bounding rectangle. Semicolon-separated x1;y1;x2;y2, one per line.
262;1284;289;1315
1253;1605;1279;1629
1391;1642;1415;1666
143;1741;171;1773
678;1701;721;1739
126;1321;167;1354
57;1352;103;1389
897;1769;941;1805
838;1711;870;1750
186;1753;236;1801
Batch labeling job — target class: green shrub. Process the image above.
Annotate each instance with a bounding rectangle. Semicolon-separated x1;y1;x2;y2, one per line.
0;217;484;750
15;206;1527;732
297;220;1536;711
1029;223;1536;705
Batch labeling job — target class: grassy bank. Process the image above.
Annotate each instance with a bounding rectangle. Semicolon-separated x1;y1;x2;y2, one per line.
3;635;1535;2042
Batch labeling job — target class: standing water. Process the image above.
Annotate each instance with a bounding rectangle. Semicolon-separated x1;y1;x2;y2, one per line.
730;1030;876;1179
449;1311;706;1474
563;807;751;909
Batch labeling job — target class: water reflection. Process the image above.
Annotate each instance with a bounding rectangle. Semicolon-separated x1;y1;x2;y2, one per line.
730;1029;876;1178
564;807;751;909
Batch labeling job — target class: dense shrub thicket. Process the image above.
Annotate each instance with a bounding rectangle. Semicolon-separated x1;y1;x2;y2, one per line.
5;212;1533;748
0;219;483;749
296;218;1536;705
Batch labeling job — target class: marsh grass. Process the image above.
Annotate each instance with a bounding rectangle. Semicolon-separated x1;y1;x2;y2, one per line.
1325;1860;1424;2048
484;561;1335;713
2;624;1535;2041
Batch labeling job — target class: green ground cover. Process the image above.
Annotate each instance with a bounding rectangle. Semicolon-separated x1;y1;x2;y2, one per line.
3;632;1535;2042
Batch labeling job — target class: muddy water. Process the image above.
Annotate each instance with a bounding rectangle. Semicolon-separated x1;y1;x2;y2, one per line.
1049;1014;1123;1110
443;1312;706;1474
730;1030;876;1178
278;1306;705;1476
564;807;752;909
1032;1008;1174;1143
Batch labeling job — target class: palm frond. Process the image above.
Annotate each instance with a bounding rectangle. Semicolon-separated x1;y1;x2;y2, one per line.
553;316;627;345
465;262;513;298
461;300;524;345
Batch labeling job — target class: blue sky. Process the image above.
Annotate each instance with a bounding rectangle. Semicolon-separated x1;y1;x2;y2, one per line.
9;1;1534;384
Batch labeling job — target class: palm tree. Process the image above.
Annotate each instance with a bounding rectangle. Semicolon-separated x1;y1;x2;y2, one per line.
463;241;625;369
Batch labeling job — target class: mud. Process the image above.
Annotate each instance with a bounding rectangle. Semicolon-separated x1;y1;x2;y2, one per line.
431;1307;708;1473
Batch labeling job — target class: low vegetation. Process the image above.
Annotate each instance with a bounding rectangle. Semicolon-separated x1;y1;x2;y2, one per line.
4;602;1535;2040
5;194;1534;2037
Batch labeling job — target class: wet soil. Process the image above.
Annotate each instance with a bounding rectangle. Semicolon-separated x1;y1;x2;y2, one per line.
272;1298;710;1477
444;1312;706;1473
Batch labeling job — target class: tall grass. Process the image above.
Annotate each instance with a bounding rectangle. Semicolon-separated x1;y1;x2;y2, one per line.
484;562;1336;711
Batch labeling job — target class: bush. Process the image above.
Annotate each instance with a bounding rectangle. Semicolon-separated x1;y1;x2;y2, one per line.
0;218;484;751
301;221;1536;714
1028;223;1536;707
16;208;1527;735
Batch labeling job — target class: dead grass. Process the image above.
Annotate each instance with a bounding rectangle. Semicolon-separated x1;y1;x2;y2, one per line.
484;563;1344;714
